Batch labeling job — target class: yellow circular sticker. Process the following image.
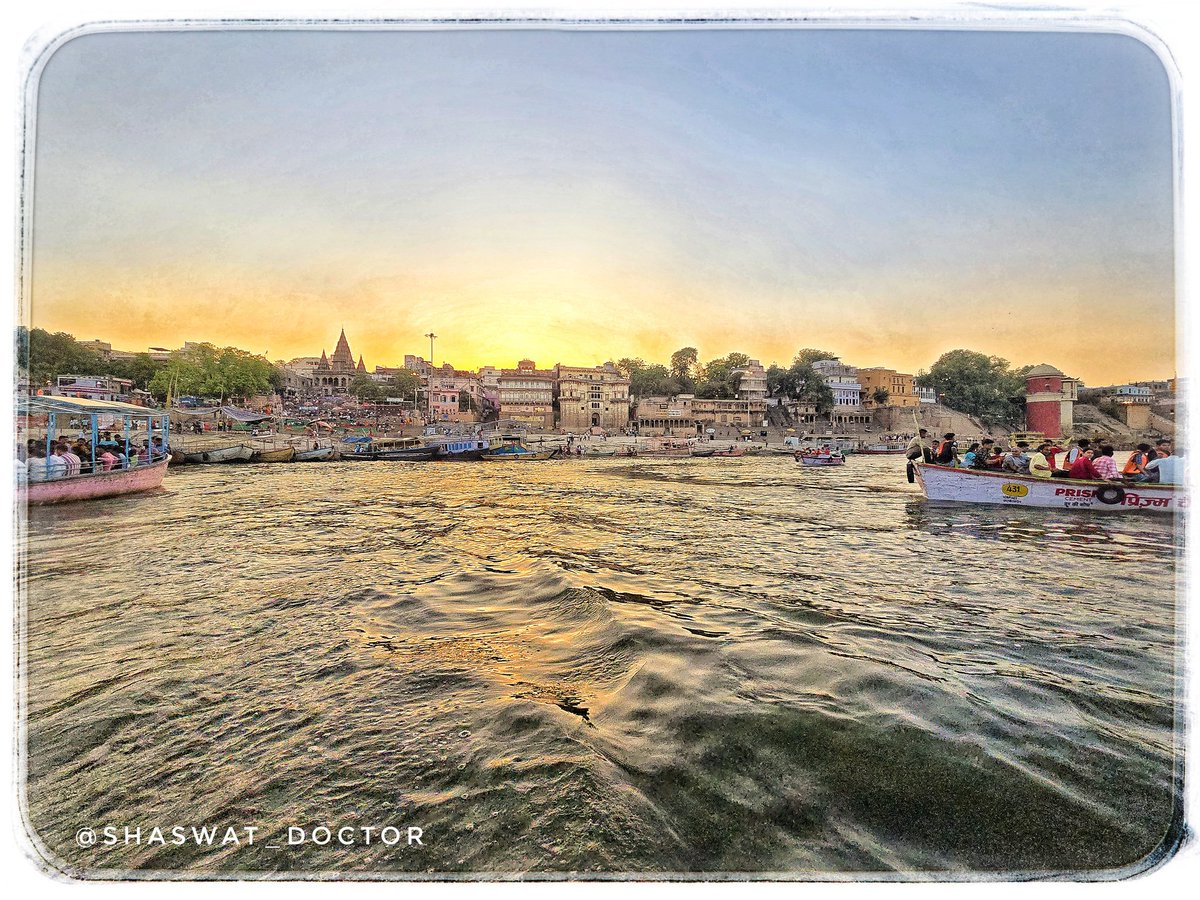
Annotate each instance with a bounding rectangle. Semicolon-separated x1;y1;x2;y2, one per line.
1001;483;1029;497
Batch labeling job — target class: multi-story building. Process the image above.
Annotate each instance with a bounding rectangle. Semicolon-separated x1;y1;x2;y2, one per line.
1091;384;1152;404
692;397;765;430
555;362;631;432
634;395;697;436
498;359;555;430
477;366;502;415
53;374;133;402
858;367;920;408
915;386;938;404
428;364;484;423
732;359;768;403
812;357;863;409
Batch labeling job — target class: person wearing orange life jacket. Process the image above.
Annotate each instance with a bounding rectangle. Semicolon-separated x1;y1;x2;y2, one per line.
1122;443;1154;482
934;433;959;466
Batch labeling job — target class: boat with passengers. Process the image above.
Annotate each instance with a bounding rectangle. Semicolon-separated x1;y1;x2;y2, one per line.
481;435;561;461
913;462;1185;513
16;395;171;505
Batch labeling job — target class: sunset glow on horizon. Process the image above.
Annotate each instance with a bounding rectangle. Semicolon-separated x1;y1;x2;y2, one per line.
28;27;1175;384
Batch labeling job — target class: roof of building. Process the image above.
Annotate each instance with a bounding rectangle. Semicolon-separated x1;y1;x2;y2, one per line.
1025;363;1064;377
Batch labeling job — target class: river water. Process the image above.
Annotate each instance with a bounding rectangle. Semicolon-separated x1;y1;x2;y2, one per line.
19;455;1183;877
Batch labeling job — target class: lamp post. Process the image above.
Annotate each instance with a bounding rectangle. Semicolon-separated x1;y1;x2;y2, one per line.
423;332;437;424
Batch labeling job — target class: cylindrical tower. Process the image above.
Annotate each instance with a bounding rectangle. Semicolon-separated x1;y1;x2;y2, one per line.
1024;364;1066;438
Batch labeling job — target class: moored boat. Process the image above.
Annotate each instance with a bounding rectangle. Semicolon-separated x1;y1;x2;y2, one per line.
914;463;1184;513
481;436;562;461
251;446;297;463
184;444;254;464
293;446;337;461
711;446;747;458
341;436;439;461
638;437;695;458
857;443;907;455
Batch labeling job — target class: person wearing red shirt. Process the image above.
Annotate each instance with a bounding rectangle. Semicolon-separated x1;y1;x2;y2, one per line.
1068;449;1102;481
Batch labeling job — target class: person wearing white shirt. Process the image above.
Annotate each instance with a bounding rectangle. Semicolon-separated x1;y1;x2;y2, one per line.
1144;449;1184;486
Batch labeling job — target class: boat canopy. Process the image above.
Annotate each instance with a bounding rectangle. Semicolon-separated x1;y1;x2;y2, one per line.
18;395;166;416
171;405;273;423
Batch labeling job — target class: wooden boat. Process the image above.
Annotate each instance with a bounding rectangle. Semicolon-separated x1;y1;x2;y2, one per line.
426;436;492;461
711;446;747;458
914;462;1184;513
18;395;172;505
251;446;296;463
184;444;254;464
481;436;561;461
582;446;618;457
857;443;907;455
638;438;695;458
797;450;846;466
341;437;439;461
690;447;716;458
293;446;337;461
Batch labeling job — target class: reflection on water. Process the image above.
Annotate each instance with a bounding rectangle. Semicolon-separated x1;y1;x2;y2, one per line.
20;455;1182;876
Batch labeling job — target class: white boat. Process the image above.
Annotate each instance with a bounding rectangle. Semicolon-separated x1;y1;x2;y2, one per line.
294;446;337;461
797;451;846;467
914;463;1184;513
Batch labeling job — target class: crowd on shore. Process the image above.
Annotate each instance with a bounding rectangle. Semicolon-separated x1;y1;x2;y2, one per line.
907;430;1183;485
16;432;169;484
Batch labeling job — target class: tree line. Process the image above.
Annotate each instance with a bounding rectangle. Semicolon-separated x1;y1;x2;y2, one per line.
16;327;1041;425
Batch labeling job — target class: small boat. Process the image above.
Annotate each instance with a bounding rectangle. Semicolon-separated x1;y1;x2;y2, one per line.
184;444;254;464
582;446;618;457
481;436;562;461
711;446;747;458
293;446;337;462
690;447;716;458
797;450;846;466
18;395;172;505
857;443;907;455
341;437;439;461
251;446;296;463
638;437;696;458
426;436;493;461
914;463;1183;513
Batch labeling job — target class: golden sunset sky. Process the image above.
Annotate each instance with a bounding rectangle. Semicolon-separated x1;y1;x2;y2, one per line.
29;28;1175;384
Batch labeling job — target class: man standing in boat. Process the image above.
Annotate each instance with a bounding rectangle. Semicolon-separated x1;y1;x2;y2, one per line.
906;429;933;464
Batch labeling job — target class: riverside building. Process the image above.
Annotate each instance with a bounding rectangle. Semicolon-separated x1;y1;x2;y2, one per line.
554;363;631;432
498;360;556;430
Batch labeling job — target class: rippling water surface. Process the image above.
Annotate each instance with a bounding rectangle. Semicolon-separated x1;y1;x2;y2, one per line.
20;455;1183;877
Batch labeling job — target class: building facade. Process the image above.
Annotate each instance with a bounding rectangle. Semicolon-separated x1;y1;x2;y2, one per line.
1023;364;1077;439
634;395;697;436
812;357;864;409
732;359;769;403
498;360;556;430
312;329;365;395
428;365;484;423
858;367;920;408
555;362;631;432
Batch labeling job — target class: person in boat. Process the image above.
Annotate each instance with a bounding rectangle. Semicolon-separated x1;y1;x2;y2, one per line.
1002;442;1031;474
59;442;81;477
25;446;47;483
98;446;118;472
1067;448;1102;481
1144;447;1183;485
934;433;960;466
1153;439;1172;460
961;442;980;468
1091;445;1121;481
1062;438;1091;468
1122;443;1155;482
970;438;997;469
1026;441;1055;479
44;445;68;480
906;429;934;463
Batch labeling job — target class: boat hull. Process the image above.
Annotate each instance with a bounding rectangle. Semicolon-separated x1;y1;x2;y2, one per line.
251;447;296;462
21;458;170;505
184;444;254;464
343;447;439;461
915;463;1184;513
798;455;845;466
481;449;561;461
294;447;337;461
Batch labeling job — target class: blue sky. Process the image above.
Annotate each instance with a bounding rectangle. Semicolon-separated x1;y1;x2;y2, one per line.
30;26;1175;382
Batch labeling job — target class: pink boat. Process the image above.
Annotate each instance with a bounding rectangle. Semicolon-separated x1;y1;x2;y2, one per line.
21;458;170;505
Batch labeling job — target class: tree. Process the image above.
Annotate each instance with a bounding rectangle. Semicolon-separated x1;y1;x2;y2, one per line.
148;343;278;402
107;353;164;389
389;370;422;399
767;358;834;414
629;364;678;398
349;372;386;402
915;349;1025;425
695;352;751;399
23;328;106;386
670;347;698;380
871;386;890;406
794;348;839;366
615;357;646;378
